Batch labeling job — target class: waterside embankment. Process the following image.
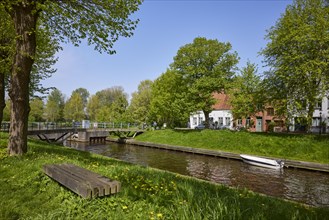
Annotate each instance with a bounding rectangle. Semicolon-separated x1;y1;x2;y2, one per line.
108;138;329;173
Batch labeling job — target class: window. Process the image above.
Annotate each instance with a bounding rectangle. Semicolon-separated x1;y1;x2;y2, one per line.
198;117;203;125
267;108;274;116
193;117;197;125
225;117;231;126
218;117;223;126
237;119;242;126
327;97;329;110
315;100;322;110
312;117;320;127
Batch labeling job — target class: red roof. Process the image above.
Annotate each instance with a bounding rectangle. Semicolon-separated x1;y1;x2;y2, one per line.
212;93;232;110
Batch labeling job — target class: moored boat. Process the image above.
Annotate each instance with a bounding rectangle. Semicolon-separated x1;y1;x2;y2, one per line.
240;154;284;169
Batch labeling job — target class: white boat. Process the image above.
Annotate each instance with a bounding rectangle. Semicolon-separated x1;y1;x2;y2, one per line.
240;154;284;169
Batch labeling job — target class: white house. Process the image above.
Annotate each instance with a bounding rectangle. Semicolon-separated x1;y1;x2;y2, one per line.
189;93;233;129
290;96;329;133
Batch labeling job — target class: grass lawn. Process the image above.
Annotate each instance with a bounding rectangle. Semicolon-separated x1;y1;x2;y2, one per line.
0;132;328;219
135;129;329;164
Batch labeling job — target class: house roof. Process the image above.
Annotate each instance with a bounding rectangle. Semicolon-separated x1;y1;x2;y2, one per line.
212;93;232;110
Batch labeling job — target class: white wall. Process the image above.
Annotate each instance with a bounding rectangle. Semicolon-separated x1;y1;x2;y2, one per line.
290;96;329;133
189;110;233;129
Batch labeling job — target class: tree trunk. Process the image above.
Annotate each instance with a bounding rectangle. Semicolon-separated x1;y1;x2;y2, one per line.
7;2;38;155
203;110;210;129
306;104;315;133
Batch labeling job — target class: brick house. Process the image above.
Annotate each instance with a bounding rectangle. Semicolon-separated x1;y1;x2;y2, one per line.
235;107;286;132
189;92;286;132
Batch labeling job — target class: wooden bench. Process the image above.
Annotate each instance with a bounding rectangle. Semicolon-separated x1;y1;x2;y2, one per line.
43;163;121;198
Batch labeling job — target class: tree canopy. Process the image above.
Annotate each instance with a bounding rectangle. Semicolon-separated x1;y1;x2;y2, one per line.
0;5;59;127
87;86;129;122
44;89;65;122
127;80;153;124
229;62;262;120
171;37;239;128
0;0;142;155
149;69;189;128
64;92;85;122
261;0;329;130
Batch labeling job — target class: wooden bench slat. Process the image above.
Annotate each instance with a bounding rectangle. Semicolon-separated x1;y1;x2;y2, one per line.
65;164;121;194
43;165;92;198
59;164;121;195
43;163;120;198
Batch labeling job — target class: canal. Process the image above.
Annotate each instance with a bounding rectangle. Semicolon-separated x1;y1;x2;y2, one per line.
65;141;329;207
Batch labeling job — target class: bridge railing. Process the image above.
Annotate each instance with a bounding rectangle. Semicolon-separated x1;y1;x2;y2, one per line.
0;122;77;132
1;122;10;132
91;122;140;130
1;121;142;132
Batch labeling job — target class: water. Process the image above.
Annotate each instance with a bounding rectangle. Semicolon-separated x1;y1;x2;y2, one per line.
65;141;329;207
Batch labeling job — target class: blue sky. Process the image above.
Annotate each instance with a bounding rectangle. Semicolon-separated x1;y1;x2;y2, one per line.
42;0;292;100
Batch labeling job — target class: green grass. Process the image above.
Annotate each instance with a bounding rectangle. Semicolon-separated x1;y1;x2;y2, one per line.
135;129;329;164
0;132;328;219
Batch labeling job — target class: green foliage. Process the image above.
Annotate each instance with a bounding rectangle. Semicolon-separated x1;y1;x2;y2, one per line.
0;0;142;155
0;6;14;77
149;69;189;128
29;97;45;122
127;80;153;123
95;105;112;122
72;87;90;108
44;89;65;122
171;37;239;128
267;121;276;132
0;5;60;98
86;94;100;121
64;92;85;121
261;0;329;129
2;99;10;121
41;0;142;54
0;132;327;219
89;86;129;122
229;62;262;119
30;20;61;97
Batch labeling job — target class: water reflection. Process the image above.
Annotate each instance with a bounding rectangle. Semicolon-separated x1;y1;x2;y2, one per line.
64;141;329;207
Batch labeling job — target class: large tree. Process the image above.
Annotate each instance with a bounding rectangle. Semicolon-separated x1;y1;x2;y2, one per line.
64;92;85;122
0;7;14;128
0;6;59;128
229;62;263;120
261;0;329;131
72;88;90;109
171;37;239;128
87;86;129;122
127;80;153;123
149;69;190;128
44;89;65;122
0;0;142;155
29;97;44;122
86;94;100;121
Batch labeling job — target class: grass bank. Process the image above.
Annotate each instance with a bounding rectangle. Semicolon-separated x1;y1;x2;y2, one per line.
0;132;328;219
135;129;329;164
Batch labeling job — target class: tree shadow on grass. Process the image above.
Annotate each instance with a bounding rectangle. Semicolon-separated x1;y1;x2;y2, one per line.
27;138;135;168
